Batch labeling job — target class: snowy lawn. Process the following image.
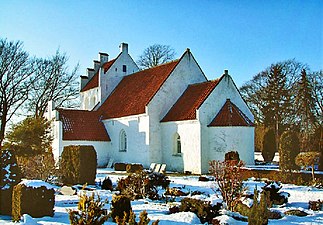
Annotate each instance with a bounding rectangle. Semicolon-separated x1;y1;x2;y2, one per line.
0;168;322;225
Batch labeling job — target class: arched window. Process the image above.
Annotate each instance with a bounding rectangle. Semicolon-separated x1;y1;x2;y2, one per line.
119;130;127;152
174;133;181;155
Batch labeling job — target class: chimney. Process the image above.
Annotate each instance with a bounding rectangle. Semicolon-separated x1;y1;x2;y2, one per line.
99;52;109;66
87;68;95;80
224;69;229;76
94;60;100;71
80;75;88;90
119;43;128;54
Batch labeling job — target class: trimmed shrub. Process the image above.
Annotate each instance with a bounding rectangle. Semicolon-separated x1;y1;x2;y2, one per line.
60;145;97;185
16;153;56;182
68;191;108;225
279;130;300;171
12;181;55;221
110;194;132;222
225;151;240;162
101;177;113;191
126;164;143;173
262;128;276;162
295;152;321;182
179;197;222;224
114;162;128;171
0;149;21;215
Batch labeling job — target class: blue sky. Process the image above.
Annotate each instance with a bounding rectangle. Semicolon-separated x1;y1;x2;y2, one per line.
1;0;322;87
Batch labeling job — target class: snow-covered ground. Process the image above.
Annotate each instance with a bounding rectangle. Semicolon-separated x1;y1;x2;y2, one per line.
0;168;322;225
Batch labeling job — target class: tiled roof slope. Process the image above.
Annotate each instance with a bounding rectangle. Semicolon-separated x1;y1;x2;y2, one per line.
81;70;99;92
81;58;117;92
208;99;254;127
99;60;179;119
58;109;110;141
161;79;221;122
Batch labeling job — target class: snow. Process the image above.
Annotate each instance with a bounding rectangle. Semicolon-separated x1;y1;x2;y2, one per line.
19;180;55;190
0;168;322;224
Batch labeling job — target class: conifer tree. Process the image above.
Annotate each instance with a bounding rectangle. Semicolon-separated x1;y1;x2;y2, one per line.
263;65;291;150
294;69;318;151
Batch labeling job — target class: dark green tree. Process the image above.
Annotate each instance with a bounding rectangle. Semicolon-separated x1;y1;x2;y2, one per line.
262;128;276;162
3;117;52;156
279;130;300;171
294;69;318;151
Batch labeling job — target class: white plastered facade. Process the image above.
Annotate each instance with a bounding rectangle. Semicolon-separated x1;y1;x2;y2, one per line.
47;44;255;174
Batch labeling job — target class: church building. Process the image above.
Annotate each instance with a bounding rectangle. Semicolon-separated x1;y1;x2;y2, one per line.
46;43;254;174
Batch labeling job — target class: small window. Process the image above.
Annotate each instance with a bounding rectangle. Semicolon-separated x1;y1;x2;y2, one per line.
122;65;127;72
115;68;117;72
119;130;127;152
174;133;181;155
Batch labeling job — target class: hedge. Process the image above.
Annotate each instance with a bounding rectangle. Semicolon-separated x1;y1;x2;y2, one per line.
60;145;97;185
12;182;55;221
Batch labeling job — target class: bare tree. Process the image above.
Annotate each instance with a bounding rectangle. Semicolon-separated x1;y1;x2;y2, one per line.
0;39;35;147
27;50;79;117
137;44;175;69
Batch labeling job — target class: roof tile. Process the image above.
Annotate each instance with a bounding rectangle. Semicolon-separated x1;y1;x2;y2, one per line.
58;109;110;141
81;58;117;92
161;79;220;122
208;99;254;127
99;60;179;119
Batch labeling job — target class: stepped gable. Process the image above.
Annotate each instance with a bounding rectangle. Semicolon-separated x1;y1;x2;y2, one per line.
208;99;254;127
161;79;221;122
81;58;117;92
58;109;110;141
99;60;179;119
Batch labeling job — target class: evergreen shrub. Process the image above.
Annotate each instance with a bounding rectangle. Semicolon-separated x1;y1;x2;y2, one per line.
117;171;170;200
0;149;21;215
262;181;290;205
12;182;55;221
101;177;113;191
262;129;276;162
279;130;300;171
60;145;97;185
110;194;132;222
248;189;270;225
68;191;108;225
179;197;222;224
225;151;240;162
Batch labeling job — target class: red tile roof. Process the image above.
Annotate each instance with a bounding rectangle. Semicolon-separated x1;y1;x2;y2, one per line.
208;99;254;127
58;109;110;141
81;71;99;92
99;60;180;119
161;79;221;122
81;58;117;92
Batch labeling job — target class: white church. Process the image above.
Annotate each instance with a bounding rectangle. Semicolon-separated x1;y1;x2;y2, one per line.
46;43;254;174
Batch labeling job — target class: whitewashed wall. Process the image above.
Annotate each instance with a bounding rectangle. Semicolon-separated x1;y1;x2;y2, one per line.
148;51;207;165
100;50;139;103
198;74;255;172
80;44;139;111
60;140;111;167
207;127;254;165
103;114;151;168
80;87;99;110
161;120;202;174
